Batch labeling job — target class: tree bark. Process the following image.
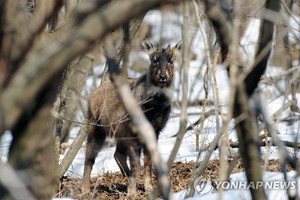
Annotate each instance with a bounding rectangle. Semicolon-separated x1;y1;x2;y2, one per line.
55;55;93;146
0;77;59;199
7;106;57;199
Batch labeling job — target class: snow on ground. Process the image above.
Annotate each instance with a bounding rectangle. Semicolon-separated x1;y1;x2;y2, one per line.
0;9;299;200
0;131;12;163
176;170;299;200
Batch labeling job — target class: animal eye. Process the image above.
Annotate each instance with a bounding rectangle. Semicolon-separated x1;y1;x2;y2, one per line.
168;57;173;64
152;56;159;65
152;60;158;66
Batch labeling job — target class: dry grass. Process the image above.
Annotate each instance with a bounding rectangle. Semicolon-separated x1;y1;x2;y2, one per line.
55;159;290;199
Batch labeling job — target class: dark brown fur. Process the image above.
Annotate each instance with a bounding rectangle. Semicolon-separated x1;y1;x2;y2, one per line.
82;41;182;194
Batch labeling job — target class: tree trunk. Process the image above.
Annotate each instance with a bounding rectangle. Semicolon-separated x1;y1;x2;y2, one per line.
7;105;57;199
55;55;93;146
0;77;59;199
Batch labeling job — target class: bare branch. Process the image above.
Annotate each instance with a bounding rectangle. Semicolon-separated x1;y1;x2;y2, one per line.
54;55;93;145
187;127;222;196
202;1;281;200
203;0;231;61
244;1;281;96
167;1;189;169
0;0;183;131
58;125;88;178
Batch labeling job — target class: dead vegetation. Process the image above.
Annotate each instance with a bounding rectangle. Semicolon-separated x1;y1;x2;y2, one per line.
55;159;291;199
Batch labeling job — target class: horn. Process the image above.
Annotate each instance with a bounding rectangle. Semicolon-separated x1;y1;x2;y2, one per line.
156;43;160;49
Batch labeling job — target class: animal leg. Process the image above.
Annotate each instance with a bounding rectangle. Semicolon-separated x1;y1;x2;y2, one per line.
127;143;141;194
143;148;153;192
82;125;105;193
114;142;130;177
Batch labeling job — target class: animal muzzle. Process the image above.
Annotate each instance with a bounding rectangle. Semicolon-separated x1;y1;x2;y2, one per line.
159;74;167;82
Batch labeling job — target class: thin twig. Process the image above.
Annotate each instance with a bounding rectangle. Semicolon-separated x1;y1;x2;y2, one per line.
167;1;189;169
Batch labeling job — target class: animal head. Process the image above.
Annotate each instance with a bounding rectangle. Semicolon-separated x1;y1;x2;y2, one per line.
142;40;182;88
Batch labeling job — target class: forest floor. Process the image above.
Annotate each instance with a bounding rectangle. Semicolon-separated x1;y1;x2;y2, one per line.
55;159;290;200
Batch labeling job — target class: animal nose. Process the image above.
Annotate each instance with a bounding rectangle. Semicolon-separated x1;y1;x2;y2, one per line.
160;74;166;81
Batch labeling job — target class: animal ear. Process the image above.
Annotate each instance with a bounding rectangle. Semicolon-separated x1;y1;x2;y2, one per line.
142;40;157;55
172;41;182;52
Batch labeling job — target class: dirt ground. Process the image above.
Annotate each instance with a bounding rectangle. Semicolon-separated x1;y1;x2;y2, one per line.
55;159;290;200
